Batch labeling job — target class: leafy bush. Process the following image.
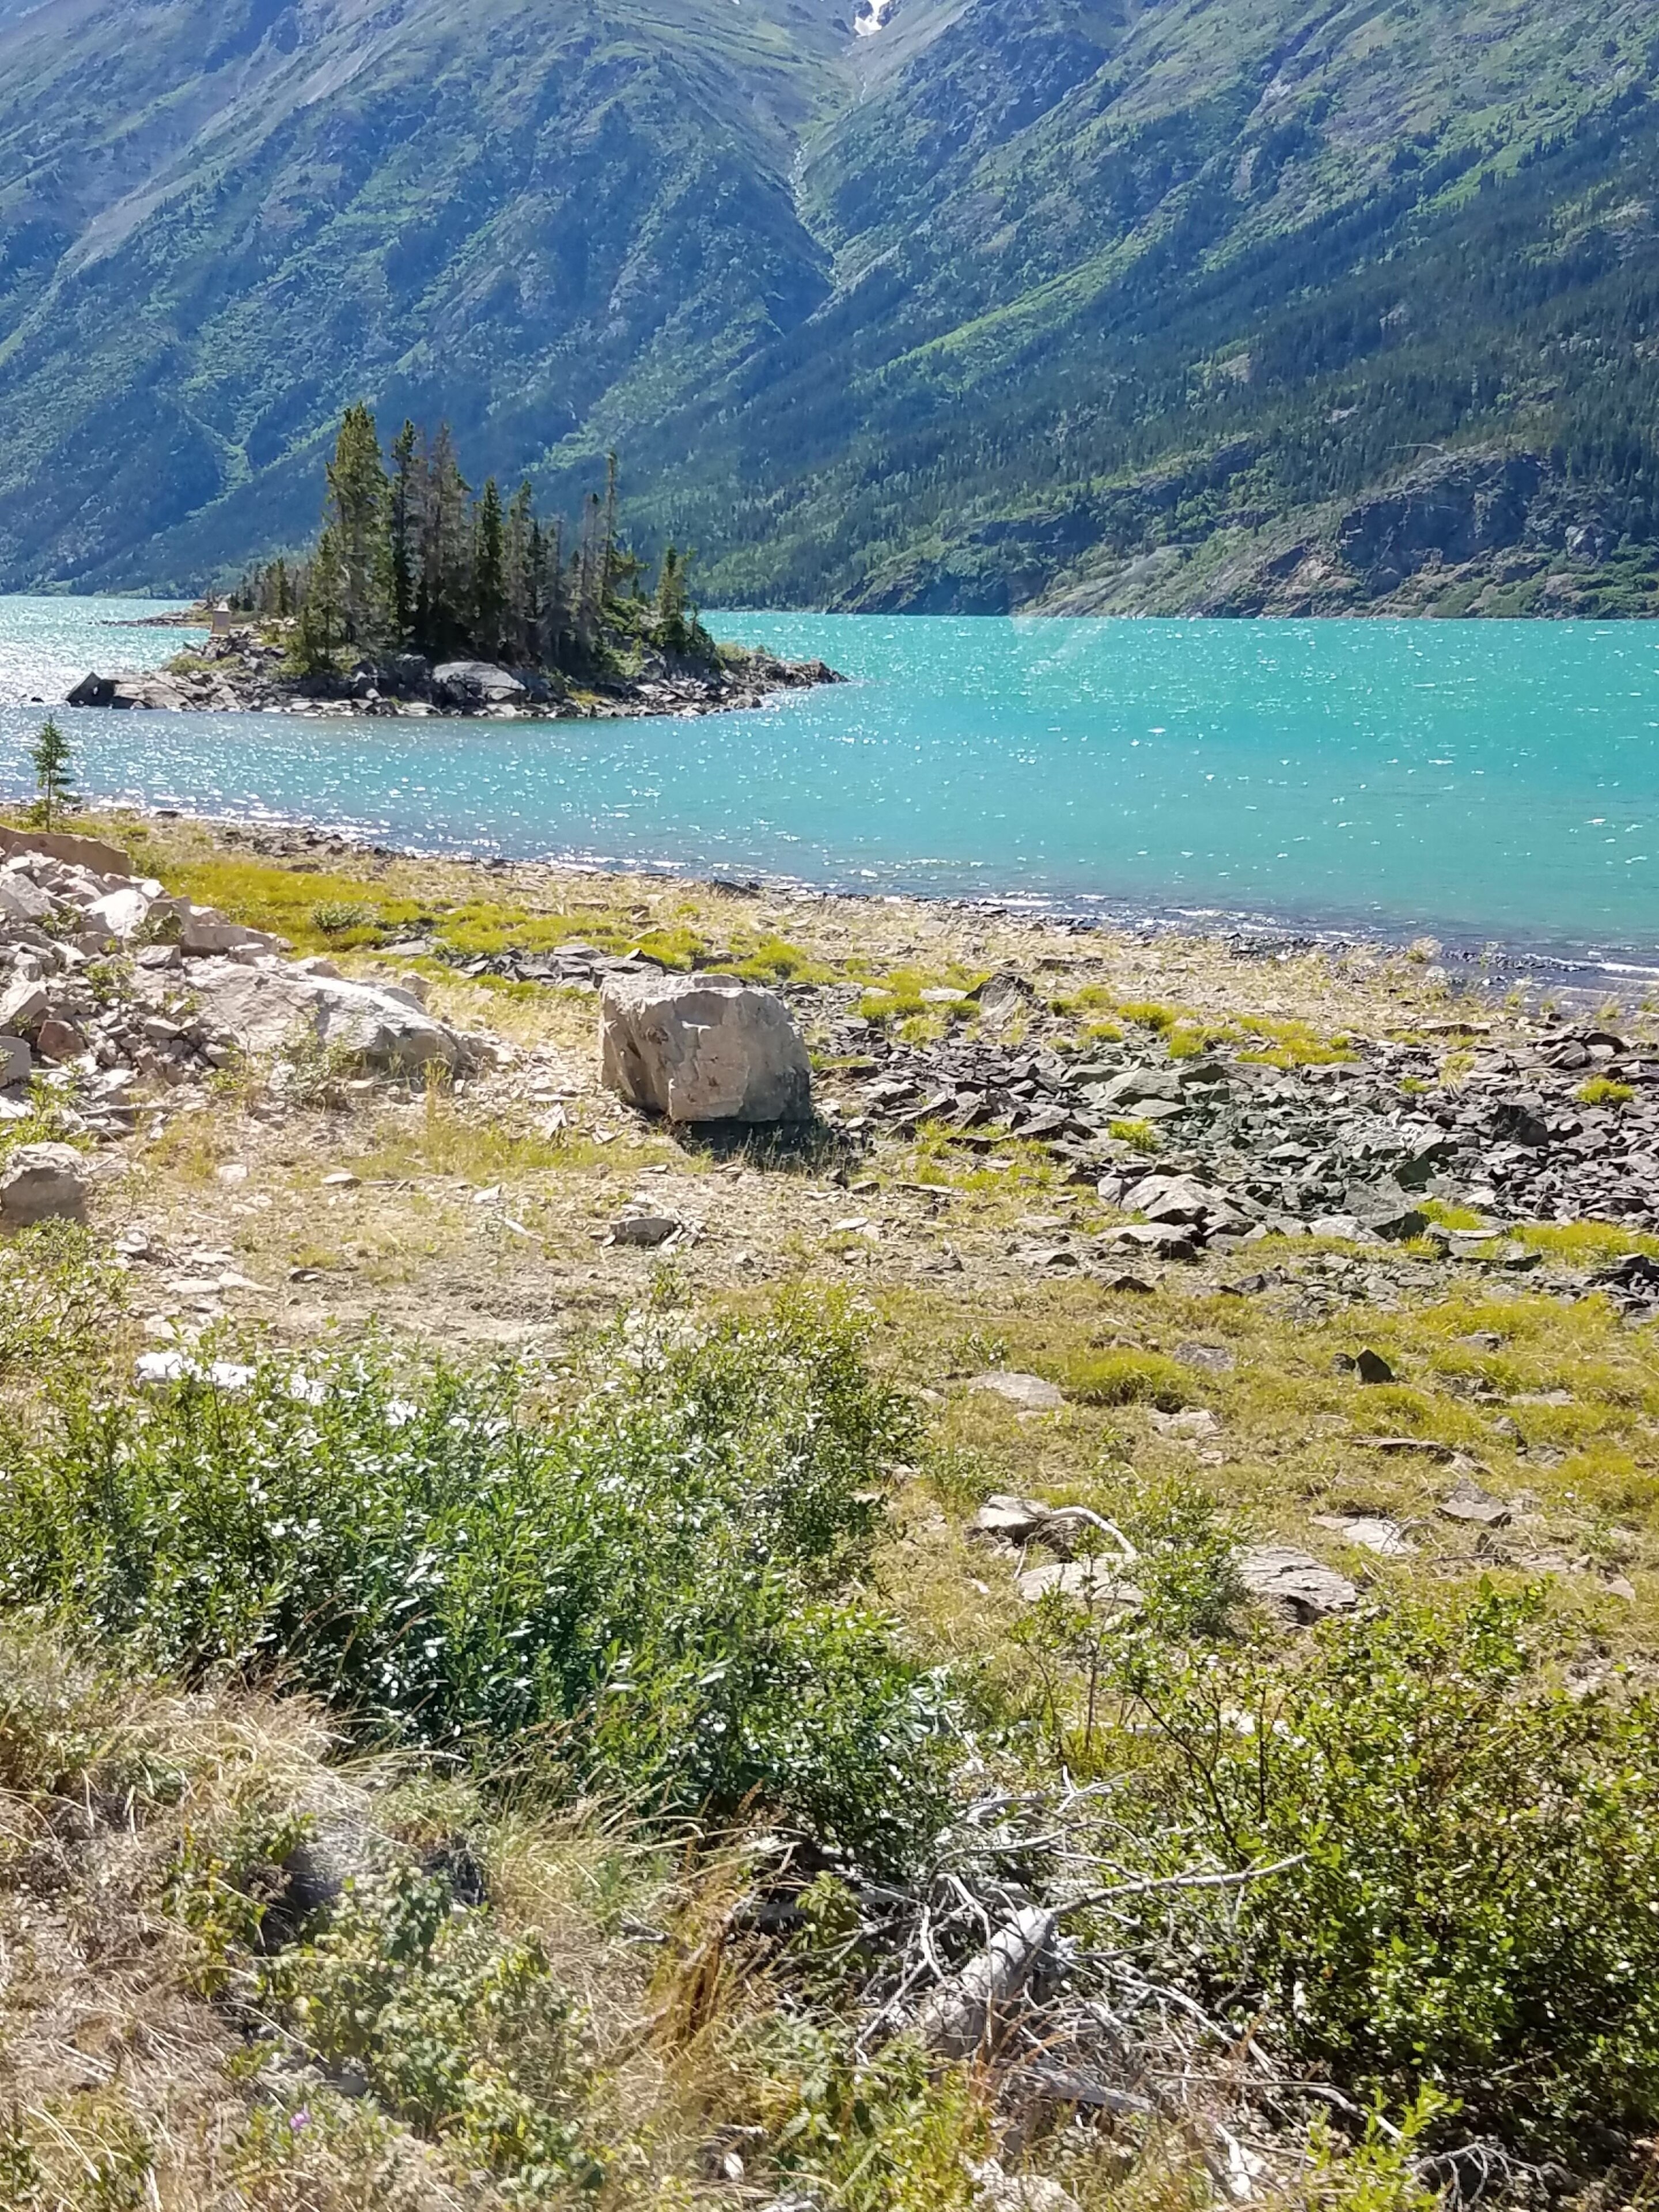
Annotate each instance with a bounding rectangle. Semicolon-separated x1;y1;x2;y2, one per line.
0;1221;123;1383
0;1301;949;1866
259;1861;600;2199
1104;1589;1659;2158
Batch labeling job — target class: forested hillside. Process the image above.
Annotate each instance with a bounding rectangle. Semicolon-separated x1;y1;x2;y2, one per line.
0;0;1656;612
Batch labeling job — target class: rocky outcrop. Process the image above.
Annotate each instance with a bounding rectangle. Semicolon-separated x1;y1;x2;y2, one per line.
599;972;812;1123
0;844;482;1167
0;1142;88;1226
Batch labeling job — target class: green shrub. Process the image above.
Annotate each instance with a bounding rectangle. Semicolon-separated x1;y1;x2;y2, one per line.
1103;1589;1659;2158
259;1860;600;2197
311;899;378;936
0;1301;949;1867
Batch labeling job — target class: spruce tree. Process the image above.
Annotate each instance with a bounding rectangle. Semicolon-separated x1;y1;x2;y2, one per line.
505;479;536;661
294;525;346;672
472;477;506;659
388;419;420;647
421;426;470;658
324;403;392;649
654;545;692;655
26;717;76;829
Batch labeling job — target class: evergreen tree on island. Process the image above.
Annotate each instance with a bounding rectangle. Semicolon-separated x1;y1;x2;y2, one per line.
240;408;713;683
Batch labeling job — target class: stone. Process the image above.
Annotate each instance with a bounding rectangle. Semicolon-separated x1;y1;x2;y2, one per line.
1355;1347;1395;1384
431;661;528;709
609;1212;680;1247
1492;1098;1550;1147
599;971;810;1123
1438;1476;1512;1528
1309;1213;1380;1243
184;958;474;1073
1016;1560;1144;1608
968;1370;1064;1412
1109;1223;1199;1260
1096;1065;1183;1109
33;1017;85;1062
1151;1407;1220;1439
0;826;132;875
0;873;54;925
85;885;153;940
0;1142;88;1226
0;1035;28;1087
1310;1513;1415;1556
173;905;286;958
1237;1545;1358;1623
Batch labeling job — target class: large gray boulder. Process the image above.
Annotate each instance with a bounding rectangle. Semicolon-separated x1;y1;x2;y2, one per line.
431;661;526;711
182;959;474;1073
0;1142;88;1227
600;972;811;1123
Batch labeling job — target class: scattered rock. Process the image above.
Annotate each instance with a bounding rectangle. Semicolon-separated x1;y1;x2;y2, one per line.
609;1212;680;1248
1175;1342;1236;1376
1150;1407;1220;1440
1237;1546;1359;1622
600;971;811;1123
968;1371;1065;1412
1355;1348;1396;1384
1310;1513;1415;1556
971;2162;1080;2212
1438;1476;1513;1528
0;1142;88;1227
1016;1560;1144;1609
0;1035;29;1087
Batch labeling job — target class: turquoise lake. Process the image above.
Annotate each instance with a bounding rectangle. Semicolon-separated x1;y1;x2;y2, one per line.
1;599;1656;957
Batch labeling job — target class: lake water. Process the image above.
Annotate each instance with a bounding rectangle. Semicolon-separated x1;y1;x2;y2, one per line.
0;596;1656;961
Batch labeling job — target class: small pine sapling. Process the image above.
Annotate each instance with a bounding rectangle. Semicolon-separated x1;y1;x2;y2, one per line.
26;717;77;829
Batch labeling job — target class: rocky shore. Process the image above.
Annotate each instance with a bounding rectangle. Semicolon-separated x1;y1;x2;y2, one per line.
64;626;841;719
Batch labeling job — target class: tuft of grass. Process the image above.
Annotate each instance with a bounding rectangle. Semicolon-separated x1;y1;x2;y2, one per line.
1578;1075;1635;1108
1109;1116;1161;1154
1062;1349;1194;1410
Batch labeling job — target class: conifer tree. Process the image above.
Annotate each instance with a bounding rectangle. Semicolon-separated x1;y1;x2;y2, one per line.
505;479;536;661
420;426;470;657
654;545;692;655
295;524;346;672
388;419;420;647
472;477;506;659
26;717;76;829
324;403;392;647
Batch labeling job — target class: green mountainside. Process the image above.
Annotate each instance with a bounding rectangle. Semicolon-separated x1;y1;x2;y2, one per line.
1;0;1657;612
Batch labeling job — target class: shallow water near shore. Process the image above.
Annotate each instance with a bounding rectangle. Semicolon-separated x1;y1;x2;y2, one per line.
1;597;1657;963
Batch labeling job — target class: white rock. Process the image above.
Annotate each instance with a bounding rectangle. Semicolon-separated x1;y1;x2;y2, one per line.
0;1142;87;1226
968;1370;1064;1412
0;979;49;1034
175;905;286;957
599;971;810;1123
183;958;474;1073
0;1035;29;1088
1237;1545;1358;1623
85;885;153;940
1016;1559;1143;1609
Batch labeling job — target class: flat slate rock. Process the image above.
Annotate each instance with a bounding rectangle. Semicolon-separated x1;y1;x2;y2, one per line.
968;1370;1065;1412
1237;1545;1359;1623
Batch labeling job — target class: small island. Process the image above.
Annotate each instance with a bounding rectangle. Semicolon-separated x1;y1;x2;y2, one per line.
67;409;840;721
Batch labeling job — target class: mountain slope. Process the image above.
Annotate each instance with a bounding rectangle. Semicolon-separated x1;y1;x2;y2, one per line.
0;0;1656;610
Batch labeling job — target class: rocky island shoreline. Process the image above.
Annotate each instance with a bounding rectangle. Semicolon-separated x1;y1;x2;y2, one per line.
65;624;840;721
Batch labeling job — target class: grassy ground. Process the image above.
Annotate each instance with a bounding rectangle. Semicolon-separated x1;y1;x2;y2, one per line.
3;815;1658;2209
